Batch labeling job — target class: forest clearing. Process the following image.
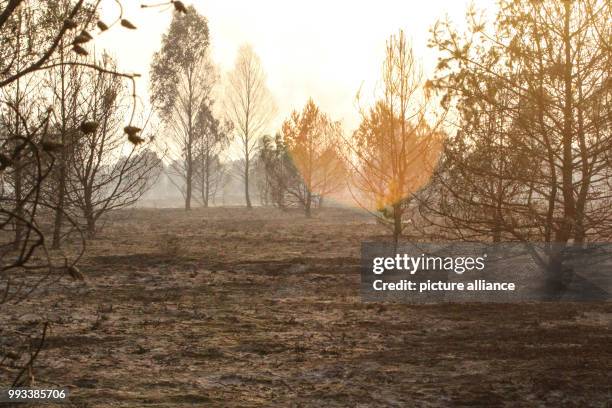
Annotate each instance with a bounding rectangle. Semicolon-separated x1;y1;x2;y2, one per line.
2;208;610;407
1;0;611;406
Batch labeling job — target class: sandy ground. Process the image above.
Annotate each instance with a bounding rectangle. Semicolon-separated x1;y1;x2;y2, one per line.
1;207;611;407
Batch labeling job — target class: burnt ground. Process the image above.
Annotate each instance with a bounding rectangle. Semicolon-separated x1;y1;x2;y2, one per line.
1;207;611;407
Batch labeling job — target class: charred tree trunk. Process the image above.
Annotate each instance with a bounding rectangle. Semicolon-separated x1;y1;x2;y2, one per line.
12;96;24;250
52;49;68;250
544;246;568;300
51;159;66;249
13;160;24;250
305;190;312;218
558;0;575;246
83;186;96;239
85;212;96;239
393;202;402;247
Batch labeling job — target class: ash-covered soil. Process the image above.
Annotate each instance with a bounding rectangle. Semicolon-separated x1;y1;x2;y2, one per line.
1;207;611;407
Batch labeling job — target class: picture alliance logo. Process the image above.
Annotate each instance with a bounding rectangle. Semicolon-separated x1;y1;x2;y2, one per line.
372;253;488;275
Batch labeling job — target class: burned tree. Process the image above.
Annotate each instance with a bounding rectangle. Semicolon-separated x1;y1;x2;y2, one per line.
67;56;161;238
0;0;181;385
427;0;612;294
344;30;443;244
44;40;86;249
281;99;345;216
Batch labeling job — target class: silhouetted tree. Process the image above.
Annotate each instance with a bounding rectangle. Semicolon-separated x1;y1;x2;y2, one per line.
427;0;612;294
67;56;161;237
150;5;213;210
257;133;299;209
192;103;231;207
225;45;275;209
0;0;181;385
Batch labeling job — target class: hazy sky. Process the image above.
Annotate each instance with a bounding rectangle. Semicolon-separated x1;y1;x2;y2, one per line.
98;0;492;133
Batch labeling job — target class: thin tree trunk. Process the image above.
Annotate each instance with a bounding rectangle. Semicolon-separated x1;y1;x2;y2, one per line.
305;190;312;217
12;80;23;250
52;47;67;250
185;71;194;211
244;157;252;209
185;133;192;210
185;163;192;211
393;203;402;247
13;156;23;250
544;2;574;297
558;0;575;245
51;122;67;249
203;152;210;208
52;165;65;249
492;194;502;243
84;187;96;239
86;213;95;239
545;247;567;300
